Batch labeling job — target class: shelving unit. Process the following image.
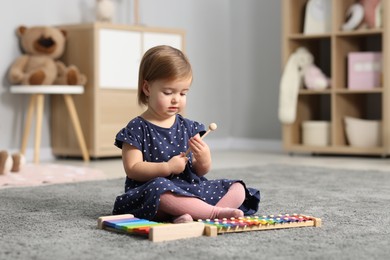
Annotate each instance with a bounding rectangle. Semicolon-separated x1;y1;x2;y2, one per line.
282;0;389;156
50;23;185;158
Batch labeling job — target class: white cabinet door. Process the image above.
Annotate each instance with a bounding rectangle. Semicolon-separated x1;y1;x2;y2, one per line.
98;30;183;90
98;29;142;89
143;32;183;54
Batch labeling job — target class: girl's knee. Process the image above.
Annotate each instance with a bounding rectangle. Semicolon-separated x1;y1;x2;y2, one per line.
231;182;245;192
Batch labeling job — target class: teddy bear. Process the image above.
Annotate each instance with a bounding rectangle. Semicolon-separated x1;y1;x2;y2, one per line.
0;151;25;175
8;25;87;86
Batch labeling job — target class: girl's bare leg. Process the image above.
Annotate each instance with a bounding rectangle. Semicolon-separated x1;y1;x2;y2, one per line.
157;192;244;221
215;182;246;208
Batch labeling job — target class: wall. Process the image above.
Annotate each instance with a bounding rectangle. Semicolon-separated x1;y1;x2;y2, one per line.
230;0;281;140
138;0;232;138
0;0;282;157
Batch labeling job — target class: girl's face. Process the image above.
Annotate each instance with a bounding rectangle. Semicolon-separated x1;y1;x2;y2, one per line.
143;78;192;120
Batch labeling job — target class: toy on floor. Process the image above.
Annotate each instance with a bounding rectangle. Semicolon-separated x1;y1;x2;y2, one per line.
200;214;321;237
98;213;321;242
0;151;25;175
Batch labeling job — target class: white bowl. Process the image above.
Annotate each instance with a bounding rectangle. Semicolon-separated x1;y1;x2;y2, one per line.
344;117;382;147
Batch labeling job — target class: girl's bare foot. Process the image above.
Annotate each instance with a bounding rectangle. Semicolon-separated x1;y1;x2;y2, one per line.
173;213;193;223
214;208;244;219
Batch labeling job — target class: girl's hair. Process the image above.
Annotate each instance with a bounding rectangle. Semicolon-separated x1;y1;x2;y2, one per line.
137;45;192;105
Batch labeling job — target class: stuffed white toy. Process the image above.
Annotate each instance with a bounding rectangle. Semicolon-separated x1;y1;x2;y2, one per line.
279;47;330;124
278;47;313;124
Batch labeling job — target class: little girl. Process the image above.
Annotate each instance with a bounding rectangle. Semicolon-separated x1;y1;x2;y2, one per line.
113;45;260;223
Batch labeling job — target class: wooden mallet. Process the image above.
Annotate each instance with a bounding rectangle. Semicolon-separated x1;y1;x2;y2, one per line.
184;123;217;156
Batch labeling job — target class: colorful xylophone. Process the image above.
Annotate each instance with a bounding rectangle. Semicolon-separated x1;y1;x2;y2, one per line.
199;214;321;237
98;213;321;242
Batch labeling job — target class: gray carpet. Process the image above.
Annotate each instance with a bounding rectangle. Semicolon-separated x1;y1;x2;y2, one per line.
1;164;389;260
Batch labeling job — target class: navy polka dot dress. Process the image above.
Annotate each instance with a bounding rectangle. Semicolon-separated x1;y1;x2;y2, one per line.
112;114;260;220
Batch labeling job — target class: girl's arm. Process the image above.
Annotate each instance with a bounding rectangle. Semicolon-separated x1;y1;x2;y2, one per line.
122;143;188;182
188;134;212;176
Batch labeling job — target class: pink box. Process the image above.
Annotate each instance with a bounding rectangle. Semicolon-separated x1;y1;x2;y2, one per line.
348;52;382;89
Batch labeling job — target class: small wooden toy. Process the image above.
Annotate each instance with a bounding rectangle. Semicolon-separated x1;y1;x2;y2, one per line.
97;214;205;242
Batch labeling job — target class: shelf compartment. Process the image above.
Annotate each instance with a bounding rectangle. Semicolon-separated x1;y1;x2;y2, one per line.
335;33;382;49
287;37;332;81
333;34;382;90
333;0;383;34
334;92;382;146
284;94;331;147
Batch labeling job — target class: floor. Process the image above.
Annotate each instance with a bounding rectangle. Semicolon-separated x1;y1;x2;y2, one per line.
56;148;390;179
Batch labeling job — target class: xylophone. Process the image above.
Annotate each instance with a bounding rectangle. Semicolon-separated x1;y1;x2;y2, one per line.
98;213;321;242
200;214;321;237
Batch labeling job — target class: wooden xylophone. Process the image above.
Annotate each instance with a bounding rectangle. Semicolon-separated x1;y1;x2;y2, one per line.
98;213;321;242
200;214;321;237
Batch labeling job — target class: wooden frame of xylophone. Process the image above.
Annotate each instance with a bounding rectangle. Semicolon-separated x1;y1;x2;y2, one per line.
98;213;322;242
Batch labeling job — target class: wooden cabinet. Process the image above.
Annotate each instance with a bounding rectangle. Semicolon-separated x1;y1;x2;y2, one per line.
282;0;390;155
51;23;185;158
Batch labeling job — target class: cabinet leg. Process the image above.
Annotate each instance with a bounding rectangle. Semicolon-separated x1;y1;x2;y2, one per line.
21;95;36;155
63;94;90;162
34;94;44;164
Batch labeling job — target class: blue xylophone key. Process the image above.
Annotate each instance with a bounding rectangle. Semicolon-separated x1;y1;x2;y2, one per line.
105;218;158;230
273;218;284;224
104;217;143;227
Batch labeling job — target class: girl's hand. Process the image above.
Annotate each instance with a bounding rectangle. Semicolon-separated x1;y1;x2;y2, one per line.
189;134;211;174
167;152;188;175
189;134;211;160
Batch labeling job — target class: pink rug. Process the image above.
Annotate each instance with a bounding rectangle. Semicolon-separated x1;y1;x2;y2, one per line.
0;163;107;189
